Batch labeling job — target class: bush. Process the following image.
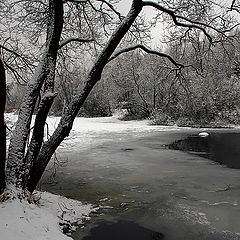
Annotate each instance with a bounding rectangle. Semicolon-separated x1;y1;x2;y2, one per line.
150;110;174;126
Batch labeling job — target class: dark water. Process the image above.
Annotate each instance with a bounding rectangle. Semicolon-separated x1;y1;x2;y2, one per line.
43;129;240;240
169;132;240;169
81;220;164;240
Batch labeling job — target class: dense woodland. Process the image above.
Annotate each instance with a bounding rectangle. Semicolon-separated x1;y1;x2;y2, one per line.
0;0;240;195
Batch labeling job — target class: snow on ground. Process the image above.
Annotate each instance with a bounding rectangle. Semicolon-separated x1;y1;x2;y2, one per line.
45;115;186;151
0;191;97;240
5;112;186;151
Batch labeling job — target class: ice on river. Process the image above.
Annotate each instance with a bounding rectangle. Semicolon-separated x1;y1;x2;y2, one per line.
45;116;185;151
5;112;185;151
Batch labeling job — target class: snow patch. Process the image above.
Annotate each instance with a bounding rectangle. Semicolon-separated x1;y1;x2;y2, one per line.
0;191;98;240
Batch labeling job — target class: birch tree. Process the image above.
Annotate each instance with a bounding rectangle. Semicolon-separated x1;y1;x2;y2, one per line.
0;0;238;196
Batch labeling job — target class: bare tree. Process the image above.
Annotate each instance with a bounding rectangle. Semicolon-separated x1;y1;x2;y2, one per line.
0;0;238;196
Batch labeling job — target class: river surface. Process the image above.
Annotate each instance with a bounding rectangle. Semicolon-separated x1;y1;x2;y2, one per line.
41;117;240;240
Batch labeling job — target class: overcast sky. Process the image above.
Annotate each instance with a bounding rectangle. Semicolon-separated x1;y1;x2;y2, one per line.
115;0;238;47
116;0;164;47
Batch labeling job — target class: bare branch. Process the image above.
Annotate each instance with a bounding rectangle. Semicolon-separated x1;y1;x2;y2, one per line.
59;37;94;49
231;0;236;10
96;0;123;20
108;44;184;67
143;1;213;43
64;0;87;3
0;44;36;70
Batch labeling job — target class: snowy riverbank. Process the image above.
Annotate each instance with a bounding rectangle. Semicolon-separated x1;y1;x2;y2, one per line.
0;191;97;240
2;113;184;240
3;113;240;240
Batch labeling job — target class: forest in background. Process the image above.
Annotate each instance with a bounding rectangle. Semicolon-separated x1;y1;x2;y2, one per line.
7;34;240;127
1;0;240;195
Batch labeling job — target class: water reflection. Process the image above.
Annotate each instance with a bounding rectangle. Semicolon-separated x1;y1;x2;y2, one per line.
81;220;164;240
169;132;240;169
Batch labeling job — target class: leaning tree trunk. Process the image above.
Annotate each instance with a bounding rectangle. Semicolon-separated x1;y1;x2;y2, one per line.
27;0;144;193
0;57;6;194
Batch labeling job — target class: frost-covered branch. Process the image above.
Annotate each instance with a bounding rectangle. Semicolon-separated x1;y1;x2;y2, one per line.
228;0;240;13
108;44;184;67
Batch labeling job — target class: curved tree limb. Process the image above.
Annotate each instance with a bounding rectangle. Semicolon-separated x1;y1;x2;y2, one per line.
108;44;184;67
231;0;236;10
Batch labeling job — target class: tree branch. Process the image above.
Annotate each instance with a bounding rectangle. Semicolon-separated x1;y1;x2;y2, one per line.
0;44;36;69
108;44;184;67
59;37;94;49
143;1;213;43
96;0;123;20
231;0;236;10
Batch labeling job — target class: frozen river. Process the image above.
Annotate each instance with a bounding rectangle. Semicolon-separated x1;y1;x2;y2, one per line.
41;116;240;240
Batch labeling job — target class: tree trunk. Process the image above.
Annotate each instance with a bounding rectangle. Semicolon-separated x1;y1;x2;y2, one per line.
0;57;6;194
21;93;57;189
27;0;144;192
6;0;64;187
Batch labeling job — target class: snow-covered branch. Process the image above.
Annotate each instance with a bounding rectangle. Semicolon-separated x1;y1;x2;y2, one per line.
108;44;184;68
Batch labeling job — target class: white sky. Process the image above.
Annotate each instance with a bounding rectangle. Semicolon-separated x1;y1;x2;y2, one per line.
115;0;239;48
116;0;165;47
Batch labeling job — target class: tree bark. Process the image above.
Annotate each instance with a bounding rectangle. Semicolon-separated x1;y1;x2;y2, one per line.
27;0;144;192
6;0;64;187
21;93;57;189
0;57;6;194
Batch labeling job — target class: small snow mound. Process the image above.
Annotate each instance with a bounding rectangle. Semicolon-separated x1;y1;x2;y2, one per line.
198;132;209;137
